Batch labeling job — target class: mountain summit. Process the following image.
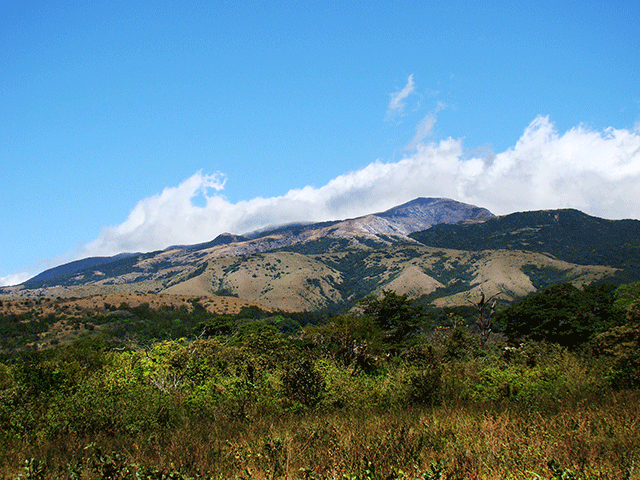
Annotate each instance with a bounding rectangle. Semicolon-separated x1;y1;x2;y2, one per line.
377;197;494;234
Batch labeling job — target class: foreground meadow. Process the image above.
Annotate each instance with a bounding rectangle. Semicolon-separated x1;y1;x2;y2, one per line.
5;393;639;479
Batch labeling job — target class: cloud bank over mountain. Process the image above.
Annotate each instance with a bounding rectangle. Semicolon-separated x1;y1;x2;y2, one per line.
77;116;640;261
0;272;32;288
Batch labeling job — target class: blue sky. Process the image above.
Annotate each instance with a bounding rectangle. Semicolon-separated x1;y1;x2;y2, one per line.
2;0;640;285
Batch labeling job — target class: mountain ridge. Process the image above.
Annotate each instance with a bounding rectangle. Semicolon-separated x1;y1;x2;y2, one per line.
21;197;491;287
3;198;636;312
409;208;640;281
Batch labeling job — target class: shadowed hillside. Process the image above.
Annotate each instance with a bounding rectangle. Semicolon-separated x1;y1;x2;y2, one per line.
410;209;640;282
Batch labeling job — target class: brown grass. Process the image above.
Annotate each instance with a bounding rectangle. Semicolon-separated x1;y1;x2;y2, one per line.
3;393;639;479
0;292;272;319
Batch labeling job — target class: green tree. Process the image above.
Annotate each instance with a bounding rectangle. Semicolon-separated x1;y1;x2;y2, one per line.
303;315;383;373
281;359;325;408
498;282;618;348
402;344;443;405
200;315;237;337
614;281;640;322
592;323;640;389
358;290;423;342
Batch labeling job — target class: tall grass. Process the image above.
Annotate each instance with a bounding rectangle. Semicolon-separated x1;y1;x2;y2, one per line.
3;392;639;479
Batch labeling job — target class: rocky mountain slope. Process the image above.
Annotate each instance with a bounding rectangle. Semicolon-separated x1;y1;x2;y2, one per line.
2;198;634;312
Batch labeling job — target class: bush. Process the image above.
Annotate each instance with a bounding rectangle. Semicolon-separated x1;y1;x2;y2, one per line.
443;327;481;361
592;323;640;389
449;344;603;404
303;315;383;373
281;359;325;408
401;344;443;405
408;365;442;405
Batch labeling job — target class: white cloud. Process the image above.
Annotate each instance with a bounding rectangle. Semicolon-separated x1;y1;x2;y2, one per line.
0;272;31;287
386;74;415;119
469;116;640;216
73;115;640;261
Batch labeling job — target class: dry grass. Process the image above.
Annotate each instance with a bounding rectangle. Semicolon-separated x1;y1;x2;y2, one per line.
0;292;271;319
3;393;639;479
3;242;617;313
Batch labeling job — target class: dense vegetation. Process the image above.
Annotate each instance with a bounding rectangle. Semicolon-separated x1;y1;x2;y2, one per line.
1;283;640;478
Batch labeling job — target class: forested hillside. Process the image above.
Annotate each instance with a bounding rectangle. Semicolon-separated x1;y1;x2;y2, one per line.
410;209;640;282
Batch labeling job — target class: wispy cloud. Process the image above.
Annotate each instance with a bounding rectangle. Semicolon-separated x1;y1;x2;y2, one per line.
74;115;640;262
386;74;415;119
405;101;446;150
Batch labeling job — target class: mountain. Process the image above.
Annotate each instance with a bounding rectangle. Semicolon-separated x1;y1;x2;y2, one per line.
377;197;495;234
25;253;138;284
3;198;635;311
409;209;640;283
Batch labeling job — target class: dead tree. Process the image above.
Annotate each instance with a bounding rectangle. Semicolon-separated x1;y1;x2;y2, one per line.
468;289;502;345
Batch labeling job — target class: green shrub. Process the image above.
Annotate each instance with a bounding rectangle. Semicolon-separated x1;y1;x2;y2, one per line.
303;315;384;373
314;359;407;410
401;345;443;405
592;323;640;389
408;365;442;405
281;359;325;408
